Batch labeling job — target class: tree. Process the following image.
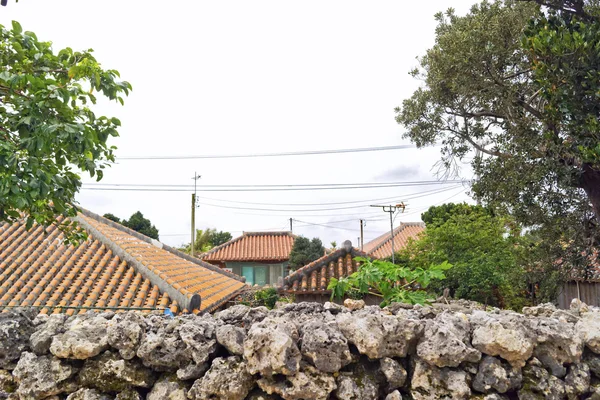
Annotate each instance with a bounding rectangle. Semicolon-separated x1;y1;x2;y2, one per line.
122;211;159;240
0;21;131;239
179;228;233;255
395;0;599;262
421;202;493;227
102;213;120;223
289;237;325;269
401;204;529;309
210;231;232;247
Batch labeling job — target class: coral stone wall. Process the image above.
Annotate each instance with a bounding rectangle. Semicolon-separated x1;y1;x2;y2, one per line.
1;300;600;400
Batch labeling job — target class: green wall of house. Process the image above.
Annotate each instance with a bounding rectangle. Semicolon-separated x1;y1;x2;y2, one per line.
226;261;289;286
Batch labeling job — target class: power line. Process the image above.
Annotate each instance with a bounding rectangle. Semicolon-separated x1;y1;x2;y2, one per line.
81;180;465;193
115;144;421;160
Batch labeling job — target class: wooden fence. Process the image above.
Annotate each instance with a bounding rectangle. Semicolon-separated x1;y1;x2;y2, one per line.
558;281;600;309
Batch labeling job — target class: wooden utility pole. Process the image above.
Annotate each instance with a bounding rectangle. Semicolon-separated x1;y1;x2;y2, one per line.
370;203;405;264
190;172;201;257
359;219;365;251
289;218;293;232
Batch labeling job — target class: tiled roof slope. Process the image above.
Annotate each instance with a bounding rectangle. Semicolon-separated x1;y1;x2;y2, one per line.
363;222;425;259
202;231;295;262
0;210;245;315
283;245;367;293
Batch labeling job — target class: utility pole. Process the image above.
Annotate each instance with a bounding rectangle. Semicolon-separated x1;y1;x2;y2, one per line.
289;218;293;232
370;203;405;263
359;219;365;251
190;172;201;257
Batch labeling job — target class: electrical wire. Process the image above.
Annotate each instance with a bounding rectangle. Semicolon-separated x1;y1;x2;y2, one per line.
115;144;422;160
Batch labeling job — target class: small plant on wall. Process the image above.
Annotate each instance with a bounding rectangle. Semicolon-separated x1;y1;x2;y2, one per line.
328;257;452;306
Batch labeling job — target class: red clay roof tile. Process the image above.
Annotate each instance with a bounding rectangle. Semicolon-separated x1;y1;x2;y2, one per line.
363;222;425;259
202;231;295;262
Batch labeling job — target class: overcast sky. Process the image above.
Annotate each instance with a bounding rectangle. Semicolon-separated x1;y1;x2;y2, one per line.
1;1;477;248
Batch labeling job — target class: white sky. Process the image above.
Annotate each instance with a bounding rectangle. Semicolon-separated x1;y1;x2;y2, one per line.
1;0;477;248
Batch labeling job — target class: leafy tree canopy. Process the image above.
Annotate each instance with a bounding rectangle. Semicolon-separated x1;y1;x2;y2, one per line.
121;211;159;240
0;21;131;237
102;213;120;223
289;237;325;269
180;228;233;255
401;204;532;309
421;202;493;227
396;0;600;261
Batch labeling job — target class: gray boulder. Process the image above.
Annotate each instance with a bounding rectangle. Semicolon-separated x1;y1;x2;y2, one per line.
216;325;245;356
518;358;566;400
577;311;600;354
257;363;336;400
472;356;521;394
147;374;187;400
410;359;471;400
66;388;112;400
115;390;142;400
336;309;422;359
417;312;481;367
530;317;583;377
188;357;254;400
78;351;155;392
384;391;403;400
50;315;110;360
244;318;301;376
565;363;590;398
29;314;67;355
0;312;35;369
107;313;146;360
12;352;76;400
470;311;534;367
380;357;407;390
300;320;352;373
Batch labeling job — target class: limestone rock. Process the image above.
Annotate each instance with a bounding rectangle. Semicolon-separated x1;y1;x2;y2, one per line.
66;388;112;400
384;391;403;400
257;364;336;400
518;358;566;400
336;309;422;359
0;370;16;397
244;389;281;400
522;303;557;317
147;374;187;400
50;315;110;360
29;314;67;355
380;357;407;390
178;319;218;365
12;352;75;400
78;351;155;392
577;311;600;354
244;318;301;376
216;324;244;356
530;317;583;377
115;390;142;400
584;351;600;377
470;311;534;367
175;362;207;381
334;375;379;400
565;363;590;398
323;302;344;314
188;357;254;400
343;298;365;311
300;320;351;373
214;305;267;329
0;312;35;369
107;313;146;360
417;312;481;368
410;359;471;400
472;356;521;394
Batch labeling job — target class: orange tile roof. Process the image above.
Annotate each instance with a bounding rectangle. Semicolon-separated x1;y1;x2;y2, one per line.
0;210;246;315
202;231;295;262
363;222;425;259
283;246;367;293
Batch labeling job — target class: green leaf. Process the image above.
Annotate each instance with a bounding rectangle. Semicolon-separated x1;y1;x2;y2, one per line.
11;20;22;34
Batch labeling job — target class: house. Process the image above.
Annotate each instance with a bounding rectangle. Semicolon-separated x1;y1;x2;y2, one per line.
202;231;295;286
283;240;372;303
0;209;246;314
363;222;425;259
558;248;600;308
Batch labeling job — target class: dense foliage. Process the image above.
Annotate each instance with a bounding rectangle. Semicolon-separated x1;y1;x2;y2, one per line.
0;22;130;238
328;257;452;306
289;237;325;269
103;211;159;240
180;228;233;255
395;0;600;266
